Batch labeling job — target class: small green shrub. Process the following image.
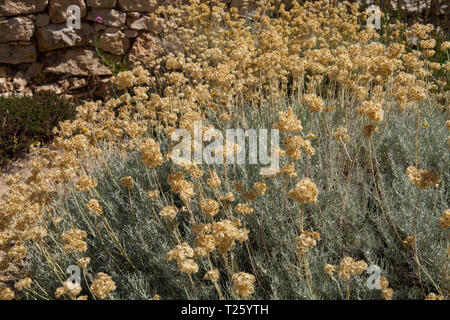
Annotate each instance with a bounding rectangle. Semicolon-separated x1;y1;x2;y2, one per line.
0;93;76;168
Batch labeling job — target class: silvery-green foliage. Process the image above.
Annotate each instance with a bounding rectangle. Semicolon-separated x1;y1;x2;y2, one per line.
25;99;448;300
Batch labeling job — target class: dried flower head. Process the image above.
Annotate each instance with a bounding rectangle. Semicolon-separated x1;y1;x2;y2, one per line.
177;258;199;274
77;257;91;269
219;192;235;206
379;276;389;290
64;280;82;298
235;203;254;215
303;93;324;112
406;166;440;189
195;234;216;252
306;133;316;140
424;292;444;300
357;101;384;123
207;171;221;188
193;246;208;259
288;178;318;203
440;209;450;229
204;269;220;281
333;127;350;142
76;175;98;192
281;162;297;178
120;176;135;188
147;189;160;200
274;108;303;132
14;278;32;291
166;242;194;262
362;124;378;137
55;286;65;298
0;287;14;300
324;264;335;276
234;182;245;192
337;257;368;281
381;288;394;300
90;273;116;299
253;182;267;196
210;219;249;254
200;199;220;217
232;272;256;298
296;230;320;253
160;205;178;220
86;199;103;215
141;138;164;168
61;229;87;253
402;235;416;246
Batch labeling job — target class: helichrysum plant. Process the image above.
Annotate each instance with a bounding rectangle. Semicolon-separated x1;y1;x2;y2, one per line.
0;0;448;300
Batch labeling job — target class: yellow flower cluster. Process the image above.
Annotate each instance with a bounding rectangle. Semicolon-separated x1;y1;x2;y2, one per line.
288;178;318;203
0;287;14;300
357;101;384;123
274;108;303;132
86;199;103;216
206;170;221;189
402;235;416;246
337;257;368;281
168;171;195;203
193;219;249;255
61;229;87;254
77;257;90;269
324;264;335;276
406;166;440;190
253;182;267;196
333;127;350;143
76;175;98;192
204;269;220;282
379;276;394;300
424;292;444;300
160;205;178;220
232;272;255;298
14;278;32;291
200;199;220;217
235;203;254;215
166;242;199;274
120;176;135;188
440;209;450;229
147;189;160;200
219;192;235;206
140;138;164;169
90;273;116;299
283;135;315;159
0;0;448;300
296;230;320;253
303;94;324;112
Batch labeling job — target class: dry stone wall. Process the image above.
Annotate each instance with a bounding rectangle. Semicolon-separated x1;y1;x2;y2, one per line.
0;0;448;101
0;0;189;100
